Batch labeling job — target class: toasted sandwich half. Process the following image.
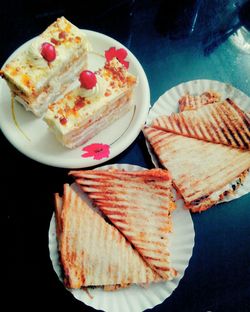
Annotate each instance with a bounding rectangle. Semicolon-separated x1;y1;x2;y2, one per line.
1;17;90;117
143;127;250;212
55;184;160;289
152;99;250;150
178;90;249;199
69;168;177;280
178;91;221;112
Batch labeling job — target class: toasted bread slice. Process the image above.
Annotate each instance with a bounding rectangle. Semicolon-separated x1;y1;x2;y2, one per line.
70;169;177;280
178;91;221;112
152;99;250;150
178;91;249;200
56;184;159;288
54;193;63;240
143;127;250;212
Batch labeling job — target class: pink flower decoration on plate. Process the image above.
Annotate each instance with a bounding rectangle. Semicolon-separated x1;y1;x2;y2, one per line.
81;143;110;160
105;47;129;69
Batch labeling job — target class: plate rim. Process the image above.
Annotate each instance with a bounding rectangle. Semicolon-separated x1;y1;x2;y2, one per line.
0;30;150;168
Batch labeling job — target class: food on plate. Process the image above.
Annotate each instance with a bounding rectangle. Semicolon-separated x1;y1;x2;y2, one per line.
1;17;90;117
151;99;250;150
178;91;221;112
69;168;177;279
44;48;137;148
55;184;160;289
144;126;250;212
54;168;177;290
144;92;250;212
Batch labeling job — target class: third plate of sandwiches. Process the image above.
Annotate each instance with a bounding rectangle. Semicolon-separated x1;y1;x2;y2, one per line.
49;163;194;312
144;79;250;212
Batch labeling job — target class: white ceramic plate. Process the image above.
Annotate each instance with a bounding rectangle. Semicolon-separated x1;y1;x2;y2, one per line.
146;79;250;203
48;163;195;312
0;30;150;168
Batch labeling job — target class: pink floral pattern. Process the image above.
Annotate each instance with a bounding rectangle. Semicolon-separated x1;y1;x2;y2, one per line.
105;47;129;69
81;143;110;160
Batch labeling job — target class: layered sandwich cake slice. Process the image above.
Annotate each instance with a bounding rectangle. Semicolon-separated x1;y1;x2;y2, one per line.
44;47;137;148
70;168;177;280
55;184;160;289
1;17;90;117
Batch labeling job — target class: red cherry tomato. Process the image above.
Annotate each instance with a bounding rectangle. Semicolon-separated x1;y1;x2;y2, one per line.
41;42;56;62
79;70;97;89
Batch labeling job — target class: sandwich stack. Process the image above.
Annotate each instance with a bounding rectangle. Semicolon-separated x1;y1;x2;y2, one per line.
144;93;250;212
55;168;177;290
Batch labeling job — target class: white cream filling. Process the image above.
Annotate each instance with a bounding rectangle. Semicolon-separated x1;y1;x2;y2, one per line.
26;38;49;69
15;53;88;117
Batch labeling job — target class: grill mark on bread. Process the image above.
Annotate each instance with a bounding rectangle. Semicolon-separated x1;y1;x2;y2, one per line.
151;100;250;150
143;126;250;212
209;108;229;145
216;106;239;147
56;184;162;288
70;169;177;280
221;101;250;148
180;114;192;136
219;102;244;147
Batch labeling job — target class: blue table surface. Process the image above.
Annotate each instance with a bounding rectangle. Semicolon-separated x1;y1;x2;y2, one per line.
3;1;250;311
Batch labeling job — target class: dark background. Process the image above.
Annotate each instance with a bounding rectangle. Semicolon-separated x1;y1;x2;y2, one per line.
3;1;250;311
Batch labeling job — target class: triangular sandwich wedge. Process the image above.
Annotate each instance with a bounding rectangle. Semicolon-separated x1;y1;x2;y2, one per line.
151;99;250;150
143;127;250;212
69;169;177;280
55;184;160;289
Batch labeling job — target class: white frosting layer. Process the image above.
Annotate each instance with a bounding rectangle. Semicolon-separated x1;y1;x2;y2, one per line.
44;60;137;136
3;17;90;96
26;38;48;68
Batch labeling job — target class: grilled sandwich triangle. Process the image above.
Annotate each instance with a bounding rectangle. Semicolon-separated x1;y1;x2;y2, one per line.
143;127;250;212
69;169;177;280
151;99;250;150
55;184;161;289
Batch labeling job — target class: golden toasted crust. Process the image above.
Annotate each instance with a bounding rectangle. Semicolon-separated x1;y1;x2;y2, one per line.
143;127;250;212
56;184;160;289
152;99;250;150
178;91;221;112
69;169;177;280
54;193;63;240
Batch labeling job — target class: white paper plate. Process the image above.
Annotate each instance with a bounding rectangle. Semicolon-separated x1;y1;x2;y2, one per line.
146;79;250;203
0;30;150;168
48;163;195;312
